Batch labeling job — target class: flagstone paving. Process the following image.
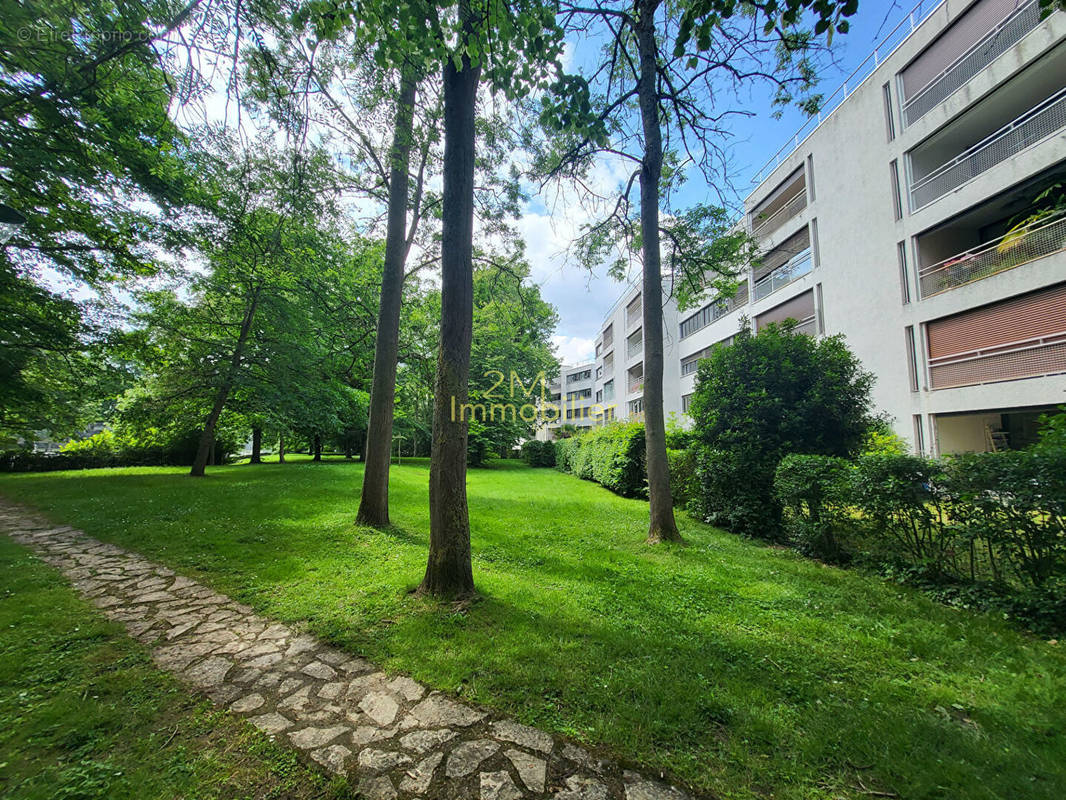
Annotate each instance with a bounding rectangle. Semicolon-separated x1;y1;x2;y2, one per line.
0;500;693;800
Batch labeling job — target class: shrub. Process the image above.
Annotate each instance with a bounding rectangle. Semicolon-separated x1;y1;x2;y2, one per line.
850;454;956;574
554;436;581;473
667;447;696;508
567;422;646;497
945;449;1066;589
520;439;555;467
688;320;874;539
60;430;118;457
689;446;783;539
774;454;853;560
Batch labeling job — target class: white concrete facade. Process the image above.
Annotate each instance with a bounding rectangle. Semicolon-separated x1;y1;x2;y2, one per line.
554;0;1066;455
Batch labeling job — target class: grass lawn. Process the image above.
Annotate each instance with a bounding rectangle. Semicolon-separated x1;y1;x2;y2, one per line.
0;534;353;800
1;459;1064;800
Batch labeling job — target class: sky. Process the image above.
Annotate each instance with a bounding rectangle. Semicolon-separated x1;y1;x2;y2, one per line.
535;0;939;365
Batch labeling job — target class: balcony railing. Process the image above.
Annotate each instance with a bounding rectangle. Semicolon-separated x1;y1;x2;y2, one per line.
753;249;813;302
627;334;642;359
919;211;1066;298
902;1;1043;126
628;374;643;394
909;88;1066;210
751;189;807;240
929;332;1066;389
626;304;642;328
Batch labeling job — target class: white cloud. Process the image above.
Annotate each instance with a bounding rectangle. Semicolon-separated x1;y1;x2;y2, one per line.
552;334;596;365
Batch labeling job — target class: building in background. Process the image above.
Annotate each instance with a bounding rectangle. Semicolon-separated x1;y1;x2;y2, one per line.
547;0;1066;454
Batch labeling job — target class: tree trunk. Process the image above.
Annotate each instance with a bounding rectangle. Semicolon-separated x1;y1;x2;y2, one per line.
250;427;262;464
358;70;418;527
313;434;322;461
636;0;681;543
190;287;261;477
278;433;285;463
419;19;479;597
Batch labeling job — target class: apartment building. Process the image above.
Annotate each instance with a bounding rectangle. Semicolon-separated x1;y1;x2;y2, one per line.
544;0;1066;454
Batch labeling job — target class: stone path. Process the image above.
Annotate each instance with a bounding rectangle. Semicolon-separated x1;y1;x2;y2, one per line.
0;500;693;800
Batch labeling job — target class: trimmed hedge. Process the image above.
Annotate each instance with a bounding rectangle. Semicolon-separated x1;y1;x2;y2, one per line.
520;439;556;467
554;422;646;498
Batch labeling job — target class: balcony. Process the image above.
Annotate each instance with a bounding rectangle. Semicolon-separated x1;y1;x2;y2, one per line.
919;210;1066;297
901;0;1044;127
753;249;813;302
929;332;1066;389
909;85;1066;210
679;282;749;339
626;329;642;359
627;365;643;394
626;296;642;329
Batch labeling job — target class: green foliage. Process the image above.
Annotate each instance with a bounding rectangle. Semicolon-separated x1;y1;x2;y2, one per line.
553;436;582;473
774;454;853;560
562;422;647;498
1035;406;1066;451
688;321;874;539
59;431;117;457
520;439;555;467
5;463;1066;800
667;447;696;508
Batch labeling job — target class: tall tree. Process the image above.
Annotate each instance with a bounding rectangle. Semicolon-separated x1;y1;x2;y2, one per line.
539;0;858;543
358;69;420;525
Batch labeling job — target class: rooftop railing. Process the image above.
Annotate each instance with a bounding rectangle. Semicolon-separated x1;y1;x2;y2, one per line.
910;88;1066;210
751;189;808;240
902;0;1044;126
749;0;944;187
918;211;1066;298
753;249;813;302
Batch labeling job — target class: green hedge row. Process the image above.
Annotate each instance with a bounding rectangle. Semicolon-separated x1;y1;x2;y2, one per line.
520;439;556;467
774;451;1066;632
554;422;647;497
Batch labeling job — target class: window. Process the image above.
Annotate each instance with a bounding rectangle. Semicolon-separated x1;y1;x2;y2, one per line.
681;346;713;377
595;342;602;358
602;323;614;347
567;369;591;383
595;365;603;379
626;294;642;327
913;415;926;454
603;380;615;401
682;393;694;413
567;388;592;401
882;82;896;142
679;283;749;338
627;328;643;358
890;159;903;220
898;241;911;304
629;397;644;415
595;389;603;403
905;325;919;391
806;154;816;202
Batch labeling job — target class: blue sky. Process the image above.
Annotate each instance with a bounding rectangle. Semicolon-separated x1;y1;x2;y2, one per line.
534;0;933;364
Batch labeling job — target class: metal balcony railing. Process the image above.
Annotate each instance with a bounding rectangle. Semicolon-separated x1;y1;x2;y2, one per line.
919;211;1066;298
902;1;1044;126
929;332;1066;389
750;0;943;186
753;249;813;302
751;189;807;239
910;88;1066;210
628;375;643;394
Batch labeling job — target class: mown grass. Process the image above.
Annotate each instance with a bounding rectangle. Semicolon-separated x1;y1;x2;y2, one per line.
0;535;353;800
1;459;1064;800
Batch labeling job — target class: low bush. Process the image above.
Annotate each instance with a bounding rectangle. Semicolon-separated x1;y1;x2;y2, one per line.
667;447;696;508
774;454;852;560
520;439;555;467
770;449;1066;633
567;422;646;497
553;436;582;473
689;446;783;540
